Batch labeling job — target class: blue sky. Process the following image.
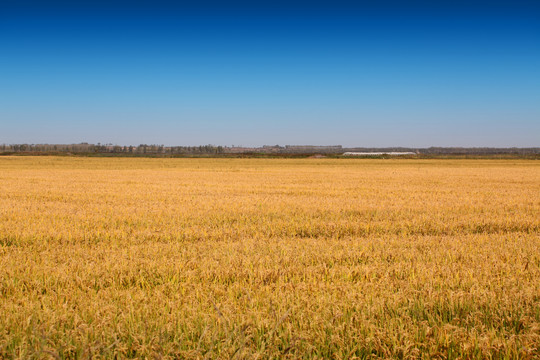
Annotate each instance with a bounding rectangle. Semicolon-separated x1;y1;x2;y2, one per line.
1;1;539;147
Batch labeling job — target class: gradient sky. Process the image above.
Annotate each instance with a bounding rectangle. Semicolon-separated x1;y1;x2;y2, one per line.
1;0;539;147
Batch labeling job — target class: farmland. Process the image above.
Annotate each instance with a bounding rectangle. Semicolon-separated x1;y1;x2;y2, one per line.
0;156;539;358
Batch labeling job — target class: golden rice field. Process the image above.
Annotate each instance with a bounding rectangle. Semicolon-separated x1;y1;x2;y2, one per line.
0;156;539;359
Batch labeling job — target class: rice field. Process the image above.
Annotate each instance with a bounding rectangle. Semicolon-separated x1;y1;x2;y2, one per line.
0;156;539;359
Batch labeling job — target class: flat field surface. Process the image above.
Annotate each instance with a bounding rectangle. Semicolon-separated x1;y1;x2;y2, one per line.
0;157;539;359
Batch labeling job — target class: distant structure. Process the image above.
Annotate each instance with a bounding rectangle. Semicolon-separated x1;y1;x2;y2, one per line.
226;147;255;153
284;145;342;153
343;152;416;156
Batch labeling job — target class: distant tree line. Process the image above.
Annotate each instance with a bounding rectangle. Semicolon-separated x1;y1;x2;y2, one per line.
1;143;538;156
0;143;224;155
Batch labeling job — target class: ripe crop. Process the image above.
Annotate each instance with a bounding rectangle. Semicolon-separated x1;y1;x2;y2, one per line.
0;157;539;358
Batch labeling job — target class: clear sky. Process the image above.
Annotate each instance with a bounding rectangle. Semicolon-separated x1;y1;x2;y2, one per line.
1;0;539;147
